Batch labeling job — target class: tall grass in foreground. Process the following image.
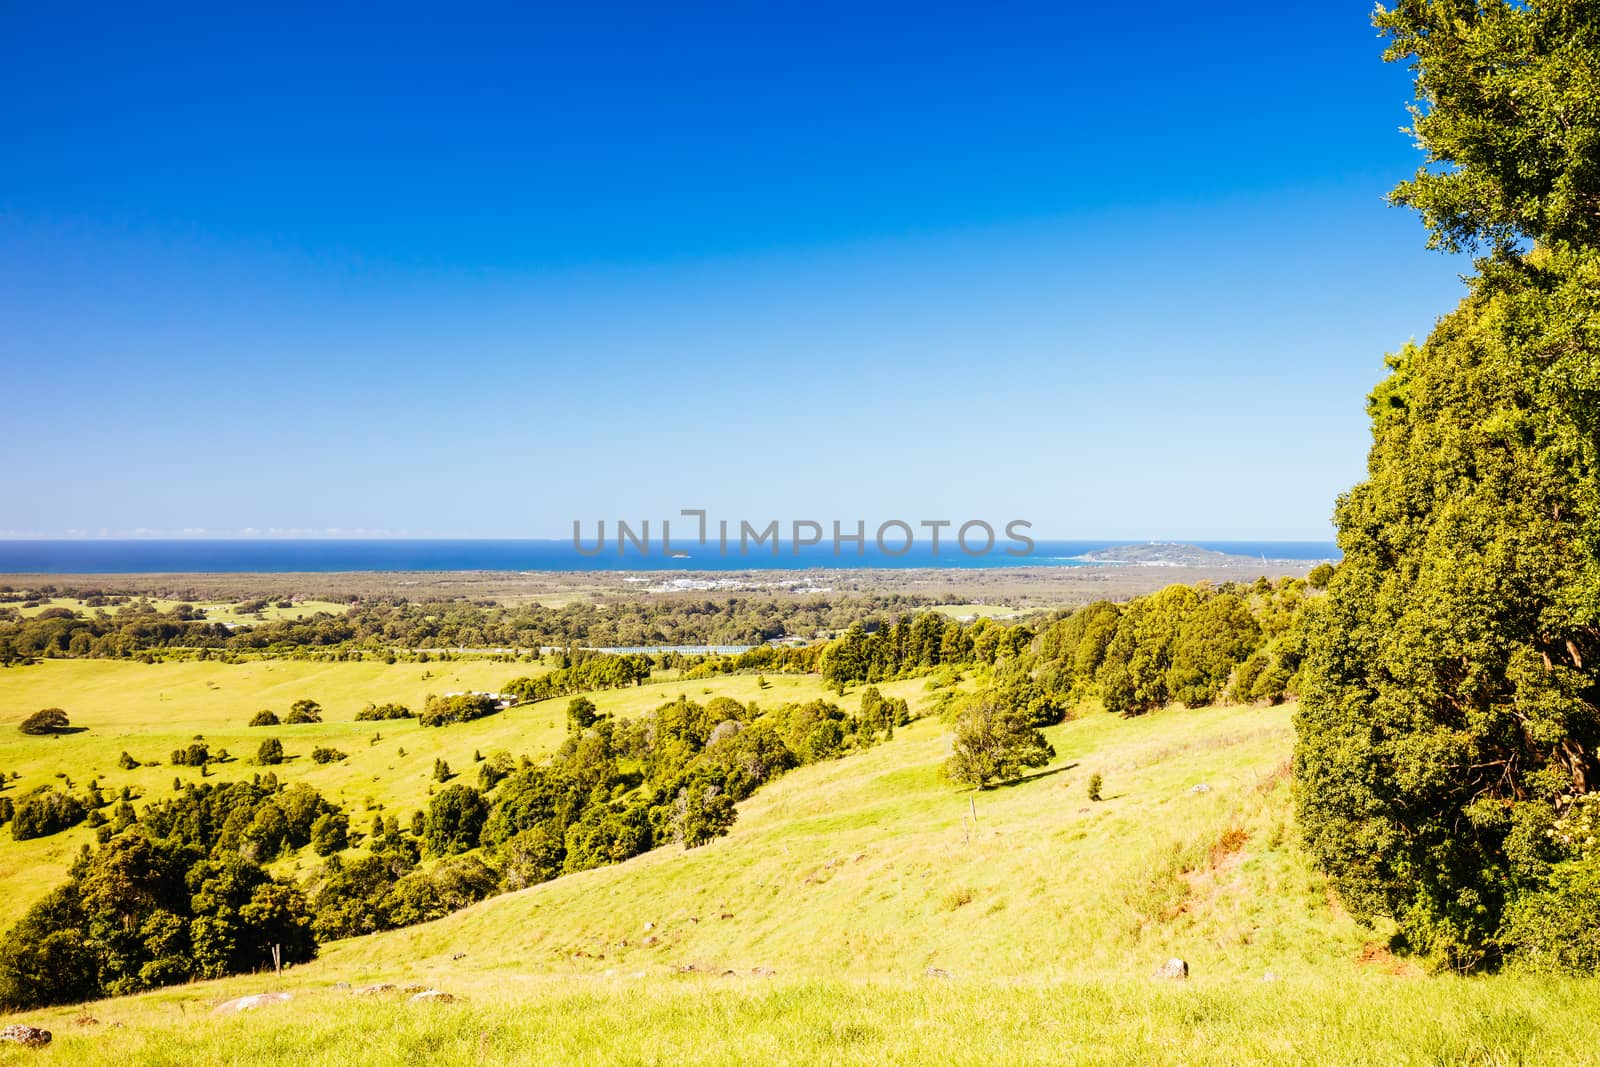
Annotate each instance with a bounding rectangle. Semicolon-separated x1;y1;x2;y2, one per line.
2;976;1596;1066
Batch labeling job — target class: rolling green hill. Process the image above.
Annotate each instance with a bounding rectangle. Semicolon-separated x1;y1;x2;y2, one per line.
3;681;1596;1064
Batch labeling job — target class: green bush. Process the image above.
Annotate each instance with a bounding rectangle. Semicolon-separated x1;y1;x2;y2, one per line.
18;708;69;735
170;742;210;767
1502;856;1600;974
311;747;346;765
355;702;411;721
249;709;279;727
310;812;349;856
424;784;487;856
256;738;284;766
942;693;1054;787
284;699;322;724
10;788;86;840
419;693;497;728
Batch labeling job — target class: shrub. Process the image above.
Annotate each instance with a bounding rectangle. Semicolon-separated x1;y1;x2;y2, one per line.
424;785;487;856
942;693;1055;787
249;709;279;727
567;696;598;731
284;699;322;724
497;824;565;890
310;812;349;856
419;693;497;728
355;702;411;722
118;751;140;770
10;788;86;840
1502;855;1600;974
666;780;735;847
18;708;69;736
256;738;284;766
1088;773;1103;802
170;743;210;767
311;747;346;765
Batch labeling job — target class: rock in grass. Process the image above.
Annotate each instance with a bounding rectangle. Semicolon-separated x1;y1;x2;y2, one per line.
1154;958;1189;980
0;1024;52;1048
353;983;396;996
409;989;454;1004
211;992;292;1014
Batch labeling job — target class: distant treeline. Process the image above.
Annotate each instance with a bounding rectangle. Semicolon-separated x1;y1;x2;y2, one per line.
816;571;1324;716
0;592;935;663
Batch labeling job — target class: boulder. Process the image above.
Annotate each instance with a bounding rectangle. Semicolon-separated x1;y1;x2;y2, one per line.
353;983;396;996
211;992;292;1014
409;989;454;1004
1154;958;1189;980
0;1025;51;1048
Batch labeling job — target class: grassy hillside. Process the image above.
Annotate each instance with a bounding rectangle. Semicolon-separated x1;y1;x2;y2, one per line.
4;690;1596;1063
0;660;925;925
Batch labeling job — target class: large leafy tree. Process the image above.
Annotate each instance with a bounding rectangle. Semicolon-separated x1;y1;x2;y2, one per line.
1295;0;1600;969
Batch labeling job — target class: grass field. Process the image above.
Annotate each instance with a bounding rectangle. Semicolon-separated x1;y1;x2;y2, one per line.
927;603;1021;619
0;660;928;925
3;664;1598;1063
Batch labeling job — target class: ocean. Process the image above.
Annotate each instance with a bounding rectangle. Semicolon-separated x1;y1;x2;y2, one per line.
0;540;1339;575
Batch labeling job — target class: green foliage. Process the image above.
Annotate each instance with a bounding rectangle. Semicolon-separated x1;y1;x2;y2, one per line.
563;801;652;873
170;742;211;767
504;656;651;705
311;746;346;764
310;811;349;856
1087;773;1103;802
941;693;1055;788
0;784;323;1008
567;696;598;731
18;707;70;735
118;750;140;770
424;784;488;856
355;701;411;721
284;699;322;724
497;824;565;889
419;692;498;728
10;787;86;840
256;737;284;766
1376;0;1600;255
1306;563;1335;589
434;757;452;782
477;750;516;792
1296;0;1600;972
664;778;736;848
248;709;279;727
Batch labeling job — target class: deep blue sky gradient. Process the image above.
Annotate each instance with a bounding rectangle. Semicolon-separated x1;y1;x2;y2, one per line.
1;3;1469;539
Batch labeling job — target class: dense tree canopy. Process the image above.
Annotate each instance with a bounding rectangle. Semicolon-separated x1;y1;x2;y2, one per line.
1296;0;1600;970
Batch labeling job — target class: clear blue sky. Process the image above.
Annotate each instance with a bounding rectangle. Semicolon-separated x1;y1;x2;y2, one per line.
1;3;1468;541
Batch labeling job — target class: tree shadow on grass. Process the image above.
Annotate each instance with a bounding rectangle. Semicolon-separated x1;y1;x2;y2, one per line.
987;762;1078;790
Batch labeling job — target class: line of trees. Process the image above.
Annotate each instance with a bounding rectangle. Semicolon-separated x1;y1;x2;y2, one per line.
0;592;936;663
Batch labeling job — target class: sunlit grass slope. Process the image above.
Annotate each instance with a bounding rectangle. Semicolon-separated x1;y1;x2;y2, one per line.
0;660;924;925
7;697;1595;1064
